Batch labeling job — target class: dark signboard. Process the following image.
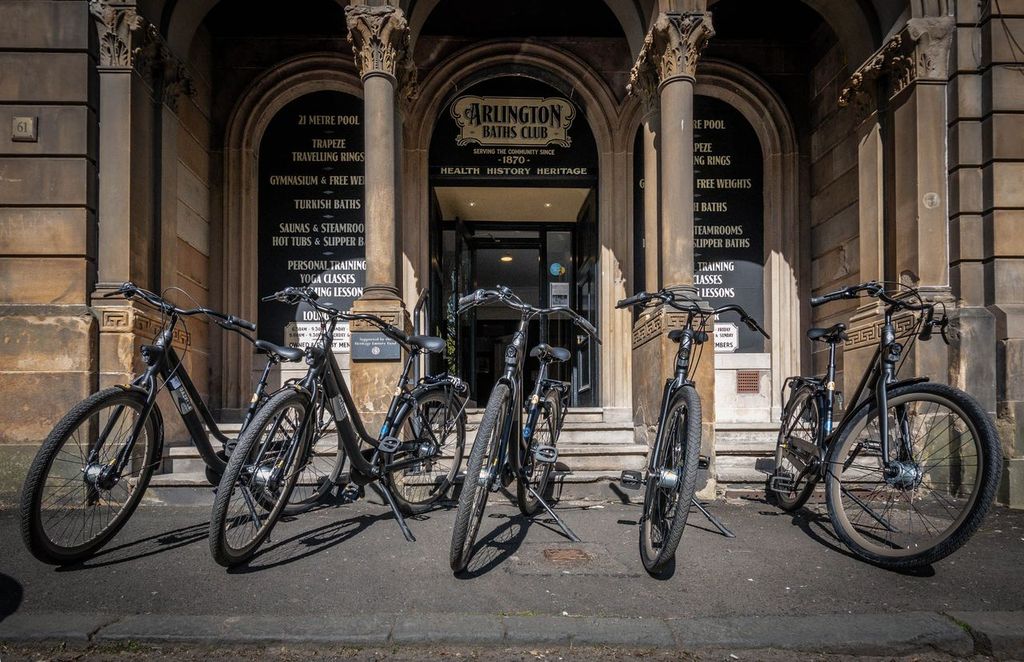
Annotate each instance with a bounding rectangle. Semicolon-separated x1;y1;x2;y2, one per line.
351;332;402;361
693;95;765;353
430;77;597;185
258;91;365;348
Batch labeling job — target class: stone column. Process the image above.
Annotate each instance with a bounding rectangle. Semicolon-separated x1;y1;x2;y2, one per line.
90;2;152;390
628;12;718;497
345;4;417;426
838;20;958;395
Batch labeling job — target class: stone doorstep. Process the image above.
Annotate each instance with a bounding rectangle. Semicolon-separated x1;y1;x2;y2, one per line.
3;610;1017;656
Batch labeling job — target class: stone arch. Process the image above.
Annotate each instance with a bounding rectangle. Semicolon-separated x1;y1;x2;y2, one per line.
405;0;647;57
219;53;362;407
405;40;635;417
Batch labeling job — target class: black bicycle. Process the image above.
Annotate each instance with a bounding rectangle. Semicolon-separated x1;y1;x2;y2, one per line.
449;286;600;574
19;282;304;564
764;281;1002;569
208;286;467;567
616;288;768;575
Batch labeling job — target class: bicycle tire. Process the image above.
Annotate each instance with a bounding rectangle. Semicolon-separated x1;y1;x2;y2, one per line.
640;384;701;575
281;391;346;515
209;388;309;567
386;388;466;515
824;381;1002;570
450;383;509;573
20;388;159;564
768;385;820;511
515;391;560;516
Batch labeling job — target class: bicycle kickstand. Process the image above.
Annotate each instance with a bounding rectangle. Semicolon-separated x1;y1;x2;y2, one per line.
690;498;735;538
375;483;417;542
525;484;581;543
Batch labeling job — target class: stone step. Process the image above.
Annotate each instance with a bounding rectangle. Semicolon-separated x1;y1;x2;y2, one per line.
466;407;605;424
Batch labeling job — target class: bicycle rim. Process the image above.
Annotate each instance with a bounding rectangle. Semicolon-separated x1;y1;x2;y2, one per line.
826;388;987;563
219;397;306;556
23;391;156;562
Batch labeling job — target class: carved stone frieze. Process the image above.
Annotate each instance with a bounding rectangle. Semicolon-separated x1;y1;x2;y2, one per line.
98;305;189;348
345;4;417;98
629;11;713;98
839;16;954;117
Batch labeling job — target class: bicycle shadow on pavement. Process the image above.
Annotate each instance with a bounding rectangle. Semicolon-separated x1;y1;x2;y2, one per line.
227;510;393;574
0;573;24;623
457;511;532;579
759;501;936;578
54;521;210;572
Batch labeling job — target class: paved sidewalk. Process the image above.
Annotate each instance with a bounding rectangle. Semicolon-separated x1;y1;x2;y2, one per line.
1;496;1022;657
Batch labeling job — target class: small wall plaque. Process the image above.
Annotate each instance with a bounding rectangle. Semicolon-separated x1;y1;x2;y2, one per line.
12;116;38;142
351;331;401;361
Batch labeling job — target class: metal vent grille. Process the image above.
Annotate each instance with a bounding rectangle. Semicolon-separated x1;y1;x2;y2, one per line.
736;370;762;394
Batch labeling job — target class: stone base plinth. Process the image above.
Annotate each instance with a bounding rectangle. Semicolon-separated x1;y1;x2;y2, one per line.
631;304;717;498
349;296;411;435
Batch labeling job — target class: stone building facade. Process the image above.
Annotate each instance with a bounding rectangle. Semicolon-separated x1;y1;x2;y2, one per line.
0;0;1021;507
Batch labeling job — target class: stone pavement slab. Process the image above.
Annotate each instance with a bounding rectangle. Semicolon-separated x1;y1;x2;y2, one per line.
949;611;1024;657
666;612;974;657
93;613;392;645
0;612;118;642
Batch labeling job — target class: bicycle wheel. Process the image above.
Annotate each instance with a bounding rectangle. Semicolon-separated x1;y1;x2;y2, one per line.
515;391;560;516
640;384;701;575
209;389;309;567
769;386;820;511
282;391;346;515
20;388;159;564
450;383;509;573
386;389;466;515
825;382;1002;570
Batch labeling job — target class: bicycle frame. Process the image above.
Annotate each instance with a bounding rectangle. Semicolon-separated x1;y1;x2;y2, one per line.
105;313;231;477
806;303;930;478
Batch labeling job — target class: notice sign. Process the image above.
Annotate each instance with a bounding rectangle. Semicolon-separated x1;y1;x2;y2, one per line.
714;322;739;353
258;91;366;347
693;96;765;353
451;96;575;147
430;77;597;184
351;332;401;361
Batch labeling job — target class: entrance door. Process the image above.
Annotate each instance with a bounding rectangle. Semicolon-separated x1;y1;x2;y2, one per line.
436;221;590;406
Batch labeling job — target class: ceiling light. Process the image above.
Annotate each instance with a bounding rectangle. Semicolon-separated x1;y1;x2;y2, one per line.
468;201;476;207
500;253;513;263
544;202;552;207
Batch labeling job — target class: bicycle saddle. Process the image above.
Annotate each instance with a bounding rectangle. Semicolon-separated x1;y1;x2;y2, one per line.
408;335;445;354
530;343;570;363
806;323;848;344
254;340;304;362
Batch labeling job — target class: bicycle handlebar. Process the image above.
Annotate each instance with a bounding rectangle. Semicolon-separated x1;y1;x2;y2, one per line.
810;281;949;343
263;286;411;347
104;282;257;335
615;289;770;339
458;286;602;344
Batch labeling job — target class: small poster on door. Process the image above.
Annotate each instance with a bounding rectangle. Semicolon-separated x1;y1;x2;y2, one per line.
550;282;570;308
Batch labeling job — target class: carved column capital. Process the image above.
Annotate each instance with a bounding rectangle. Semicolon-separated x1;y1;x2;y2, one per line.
345;4;417;92
839;16;954;117
892;15;954;89
89;0;147;69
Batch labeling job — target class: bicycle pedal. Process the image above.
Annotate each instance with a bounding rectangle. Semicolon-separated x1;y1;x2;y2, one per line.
340;483;364;503
768;472;794;493
619;470;644;490
378;436;401;454
532;445;558;464
698;455;710;470
754;458;776;474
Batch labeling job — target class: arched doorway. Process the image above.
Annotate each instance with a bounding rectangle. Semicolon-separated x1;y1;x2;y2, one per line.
427;74;601;406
